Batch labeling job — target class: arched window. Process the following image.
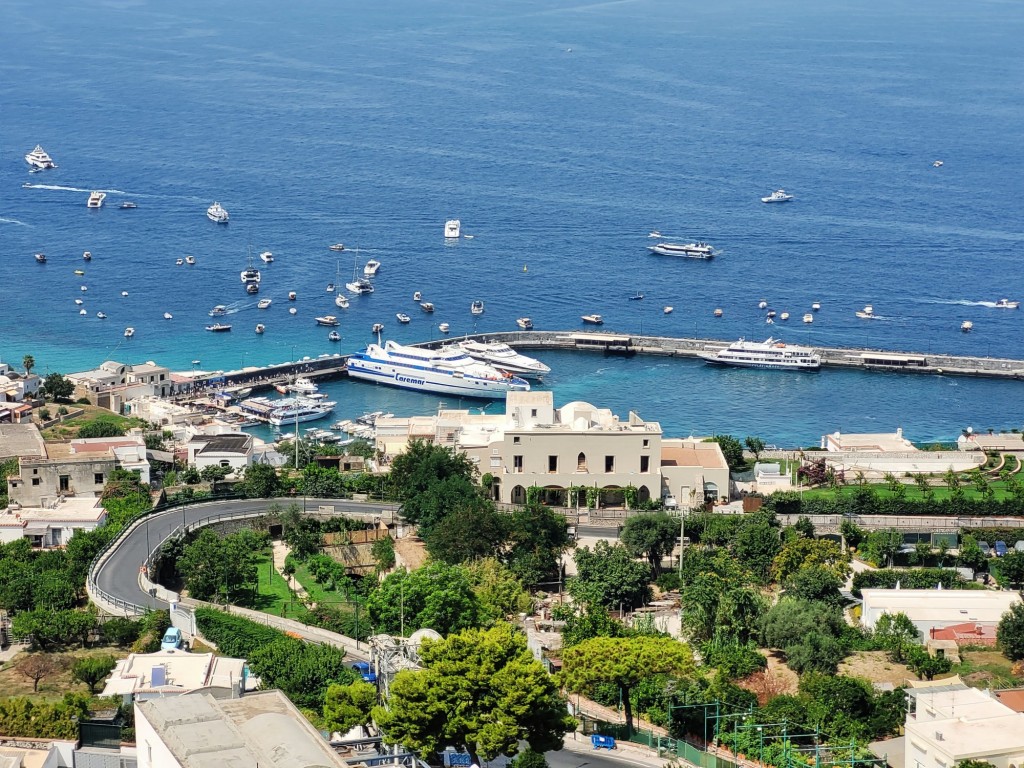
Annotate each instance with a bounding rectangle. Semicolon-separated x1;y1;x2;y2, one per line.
577;452;587;472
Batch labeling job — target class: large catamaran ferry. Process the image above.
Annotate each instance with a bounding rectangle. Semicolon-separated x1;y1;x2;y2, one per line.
702;337;821;371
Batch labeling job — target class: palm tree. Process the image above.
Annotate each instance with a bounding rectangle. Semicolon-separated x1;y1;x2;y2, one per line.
22;355;35;375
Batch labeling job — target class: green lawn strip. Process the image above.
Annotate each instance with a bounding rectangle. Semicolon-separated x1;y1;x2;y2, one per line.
800;481;1016;502
248;549;306;619
291;560;349;605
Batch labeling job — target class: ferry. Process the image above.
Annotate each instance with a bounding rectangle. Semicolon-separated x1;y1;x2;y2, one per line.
702;338;821;371
457;339;551;378
444;219;461;239
761;189;794;203
87;191;106;208
207;202;229;223
647;241;717;259
346;339;531;398
25;145;57;169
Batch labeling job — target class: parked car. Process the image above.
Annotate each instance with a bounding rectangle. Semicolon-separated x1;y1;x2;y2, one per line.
160;627;185;652
350;661;377;684
995;540;1008;557
979;541;992;557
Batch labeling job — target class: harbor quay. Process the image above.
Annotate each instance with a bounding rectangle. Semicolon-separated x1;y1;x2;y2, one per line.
178;330;1024;401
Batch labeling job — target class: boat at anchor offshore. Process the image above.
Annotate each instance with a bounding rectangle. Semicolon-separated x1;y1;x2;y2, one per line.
701;337;821;371
346;339;531;398
647;241;717;258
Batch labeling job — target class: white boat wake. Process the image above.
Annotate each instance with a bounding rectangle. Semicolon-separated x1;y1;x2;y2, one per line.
915;298;1001;308
0;217;29;226
22;183;127;194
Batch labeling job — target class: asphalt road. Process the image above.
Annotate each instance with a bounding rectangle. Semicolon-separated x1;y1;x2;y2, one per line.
93;497;398;611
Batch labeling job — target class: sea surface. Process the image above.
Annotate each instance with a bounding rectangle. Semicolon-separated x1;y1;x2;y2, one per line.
1;0;1023;445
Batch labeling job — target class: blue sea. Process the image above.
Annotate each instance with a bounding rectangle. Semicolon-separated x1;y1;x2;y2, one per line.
2;0;1023;445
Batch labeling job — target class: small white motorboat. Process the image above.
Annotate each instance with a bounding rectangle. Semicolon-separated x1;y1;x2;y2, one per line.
396;313;411;324
994;298;1020;309
413;291;422;302
79;309;87;315
335;294;349;309
420;302;435;313
933;160;943;168
444;219;461;239
812;302;821;311
372;322;385;333
289;307;297;315
185;255;196;265
663;306;673;314
121;291;129;297
761;189;794;203
75;299;84;305
97;312;106;319
82;251;92;261
288;291;297;300
163;312;173;320
471;300;484;315
80;285;88;292
124;327;135;338
176;258;184;266
648;230;662;238
767;310;777;318
855;305;876;319
714;308;723;317
364;259;381;277
259;251;274;263
581;314;604;325
326;283;335;293
255;324;266;334
803;313;814;323
439;322;450;333
258;298;272;309
329;243;345;252
329;330;341;342
780;312;790;320
961;320;973;332
758;299;768;309
517;317;533;330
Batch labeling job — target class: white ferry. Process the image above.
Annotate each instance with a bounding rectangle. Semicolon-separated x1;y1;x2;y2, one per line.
761;189;794;203
25;145;57;169
346;339;531;398
647;241;717;259
702;337;821;371
207;202;229;223
457;339;551;378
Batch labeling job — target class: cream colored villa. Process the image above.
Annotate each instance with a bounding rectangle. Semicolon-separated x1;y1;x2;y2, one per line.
375;391;729;508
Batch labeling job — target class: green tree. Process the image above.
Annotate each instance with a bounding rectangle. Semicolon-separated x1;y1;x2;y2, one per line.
905;646;952;681
366;562;481;636
569;540;651;611
561;606;627;648
744;436;766;462
510;750;549;768
388;440;479;531
373;623;574;763
874;612;919;662
771;536;849;583
681;572;765;645
71;655;117;694
620;512;679;576
248;638;355;710
705;435;745;472
784;566;843;606
784;631;846;675
994;550;1024;589
241;463;281;498
41;372;75;401
371;535;396;573
502;503;570;589
22;355;35;375
12;609;97;651
863;529;903;568
463;558;532;624
734;513;782;584
423;503;508;564
322;680;377;733
177;528;265;603
956;761;995;768
997;601;1024;661
957;534;987;571
560;635;695;735
77;420;125;439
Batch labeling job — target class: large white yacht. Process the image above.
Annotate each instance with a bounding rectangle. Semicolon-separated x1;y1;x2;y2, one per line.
87;191;106;208
702;338;821;371
647;241;717;259
266;397;334;426
346;339;531;398
457;339;551;378
346;277;374;294
761;189;794;203
207;202;229;223
25;145;57;169
445;219;461;239
364;259;381;277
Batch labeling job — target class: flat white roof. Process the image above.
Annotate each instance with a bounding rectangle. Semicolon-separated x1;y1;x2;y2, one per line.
103;650;244;696
862;589;1020;623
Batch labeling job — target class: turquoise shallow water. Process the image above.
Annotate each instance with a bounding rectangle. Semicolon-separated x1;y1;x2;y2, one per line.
1;0;1023;444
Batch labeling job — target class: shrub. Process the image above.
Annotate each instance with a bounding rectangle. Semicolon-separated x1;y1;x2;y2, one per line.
194;608;288;658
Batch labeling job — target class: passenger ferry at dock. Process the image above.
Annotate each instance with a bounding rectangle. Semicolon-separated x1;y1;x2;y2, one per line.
346;339;531;398
702;337;821;371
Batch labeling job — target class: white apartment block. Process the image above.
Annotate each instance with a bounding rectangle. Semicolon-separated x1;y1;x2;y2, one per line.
861;588;1021;636
906;687;1024;768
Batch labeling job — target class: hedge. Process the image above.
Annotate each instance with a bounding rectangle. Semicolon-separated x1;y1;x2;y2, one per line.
194;607;287;658
850;568;971;598
764;489;1024;518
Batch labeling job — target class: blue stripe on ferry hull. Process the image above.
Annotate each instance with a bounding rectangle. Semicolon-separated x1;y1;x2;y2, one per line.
347;363;528;399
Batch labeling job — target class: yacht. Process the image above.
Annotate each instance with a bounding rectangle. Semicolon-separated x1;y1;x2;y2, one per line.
420;302;435;313
97;312;107;319
329;331;341;342
87;191;106;208
517;317;533;330
255;324;266;334
364;259;381;277
648;241;717;258
335;294;350;309
288;291;297;301
120;201;138;209
994;299;1020;309
803;313;814;323
413;291;422;302
439;322;450;334
176;258;184;266
372;322;385;334
811;302;821;311
761;189;794;203
346;339;531;398
444;219;461;239
961;320;973;333
259;251;274;263
207;202;229;223
205;323;232;332
663;306;673;314
457;339;551;378
855;305;877;319
258;298;272;309
163;312;173;320
581;314;604;325
346;276;374;294
124;327;135;338
714;308;723;317
471;300;485;315
34;253;46;264
185;255;196;265
329;243;346;252
702;338;821;371
25;145;57;169
209;305;228;317
83;251;92;261
267;397;334;426
240;251;261;284
396;313;411;324
289;377;319;395
315;315;340;327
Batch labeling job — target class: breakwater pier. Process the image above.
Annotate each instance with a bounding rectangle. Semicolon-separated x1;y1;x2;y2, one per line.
182;331;1024;400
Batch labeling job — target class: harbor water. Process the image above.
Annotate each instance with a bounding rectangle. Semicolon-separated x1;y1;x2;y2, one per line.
1;0;1022;445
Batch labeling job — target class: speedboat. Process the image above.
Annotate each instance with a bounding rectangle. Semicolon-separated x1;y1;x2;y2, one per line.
995;299;1020;309
25;145;57;169
439;323;450;334
471;300;484;315
517;317;533;330
329;243;346;251
82;251;92;261
329;330;341;342
87;191;106;208
811;302;821;311
444;219;461;239
761;189;794;203
288;291;297;301
420;302;435;313
75;299;83;305
758;299;768;309
780;312;790;321
207;202;229;223
628;292;644;301
259;251;274;263
97;312;107;319
346;277;374;294
124;327;134;338
246;282;259;294
205;323;232;332
176;258;184;266
933;160;944;168
648;230;662;238
163;312;173;320
315;315;340;326
961;320;973;332
396;312;411;324
364;259;381;277
803;313;814;323
258;298;272;309
703;337;821;371
714;308;723;317
185;255;196;265
34;253;46;263
335;294;349;309
581;314;604;325
413;291;422;302
855;305;876;319
458;339;550;378
209;305;228;316
120;201;138;209
372;322;385;333
346;339;531;399
79;309;87;316
255;324;266;334
663;306;673;314
647;241;717;259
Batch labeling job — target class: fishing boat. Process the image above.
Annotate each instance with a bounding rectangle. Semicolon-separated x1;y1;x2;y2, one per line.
761;189;794;203
581;314;604;325
517;317;533;330
471;300;485;315
205;323;232;332
87;191;106;208
396;313;411;324
207;202;229;223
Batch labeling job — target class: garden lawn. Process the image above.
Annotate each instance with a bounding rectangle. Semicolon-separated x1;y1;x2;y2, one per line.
0;647;129;701
799;480;1018;503
291;559;350;604
247;549;306;620
955;649;1017;687
41;405;150;440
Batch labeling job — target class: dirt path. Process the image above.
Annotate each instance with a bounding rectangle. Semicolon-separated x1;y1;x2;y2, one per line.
272;540;309;600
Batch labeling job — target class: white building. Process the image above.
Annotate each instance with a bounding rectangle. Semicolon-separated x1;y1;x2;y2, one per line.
0;361;42;403
102;649;252;703
135;690;349;768
0;496;107;548
906;686;1024;768
67;360;172;412
860;588;1021;636
818;428;983;477
186;434;253;472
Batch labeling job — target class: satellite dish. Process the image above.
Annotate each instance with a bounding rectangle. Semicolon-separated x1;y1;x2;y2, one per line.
409;628;443;645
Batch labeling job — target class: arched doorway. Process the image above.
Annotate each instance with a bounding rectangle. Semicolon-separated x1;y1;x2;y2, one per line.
511;485;526;505
638;485;651;504
577;452;588;472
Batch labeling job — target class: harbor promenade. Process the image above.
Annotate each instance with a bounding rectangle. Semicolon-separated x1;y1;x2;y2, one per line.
179;331;1024;400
